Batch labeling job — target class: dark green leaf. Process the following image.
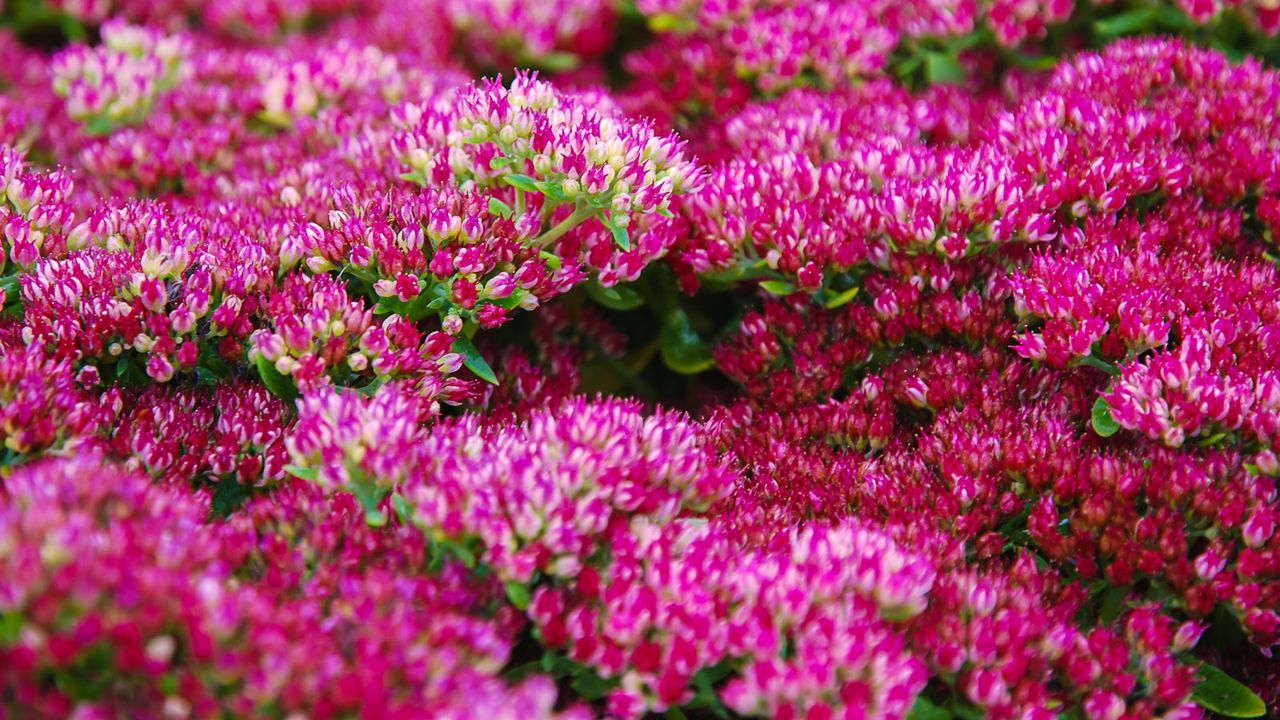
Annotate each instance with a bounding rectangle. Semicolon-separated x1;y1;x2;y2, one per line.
1091;396;1120;438
691;664;731;719
453;335;498;385
1193;663;1266;717
540;651;576;677
353;377;386;397
255;355;299;402
1093;6;1157;37
906;697;951;720
699;261;770;284
586;281;645;311
660;308;715;375
210;480;253;519
569;670;613;700
1098;584;1129;625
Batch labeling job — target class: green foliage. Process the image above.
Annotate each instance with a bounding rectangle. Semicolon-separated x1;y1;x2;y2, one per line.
453;334;499;385
1192;663;1267;717
255;354;300;402
586;281;646;311
1091;396;1120;438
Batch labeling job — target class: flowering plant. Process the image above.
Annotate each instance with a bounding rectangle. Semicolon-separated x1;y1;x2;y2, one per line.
1;1;1279;718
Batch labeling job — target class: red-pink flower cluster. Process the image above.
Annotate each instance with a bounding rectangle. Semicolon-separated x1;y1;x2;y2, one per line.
3;3;1280;718
0;455;591;718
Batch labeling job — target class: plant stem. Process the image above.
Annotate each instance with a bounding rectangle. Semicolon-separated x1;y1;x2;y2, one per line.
535;205;594;249
1080;354;1121;375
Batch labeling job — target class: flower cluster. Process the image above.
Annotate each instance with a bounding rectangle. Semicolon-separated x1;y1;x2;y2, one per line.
531;517;934;718
3;3;1280;719
0;148;76;280
0;455;589;718
51;19;190;132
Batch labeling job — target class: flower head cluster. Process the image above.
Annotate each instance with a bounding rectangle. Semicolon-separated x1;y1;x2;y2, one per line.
529;517;933;718
3;3;1280;719
0;456;590;718
446;0;615;70
52;20;190;132
0;148;76;278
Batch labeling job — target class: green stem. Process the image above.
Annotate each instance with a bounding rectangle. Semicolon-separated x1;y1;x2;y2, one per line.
1080;354;1122;376
514;188;526;219
535;205;594;249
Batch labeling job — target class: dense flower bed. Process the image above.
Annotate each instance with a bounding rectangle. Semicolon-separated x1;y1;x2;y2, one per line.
1;0;1279;717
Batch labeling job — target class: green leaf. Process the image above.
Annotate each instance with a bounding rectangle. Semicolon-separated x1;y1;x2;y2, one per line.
760;279;795;296
210;480;253;519
392;494;414;525
537;51;581;72
924;51;966;85
505;174;540;193
586;282;645;311
1091;396;1120;438
1093;6;1157;37
540;651;576;677
823;286;860;309
59;14;87;42
1192;663;1266;717
1098;584;1129;625
699;261;770;284
83;116;117;137
0;612;23;645
660;308;715;375
569;670;613;701
538;250;562;271
488;197;513;219
350;476;388;527
353;377;386;397
453;335;498;385
610;222;631;251
647;12;683;32
255;354;299;402
1154;4;1197;31
906;697;952;720
505;581;531;610
284;464;320;482
691;663;732;719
